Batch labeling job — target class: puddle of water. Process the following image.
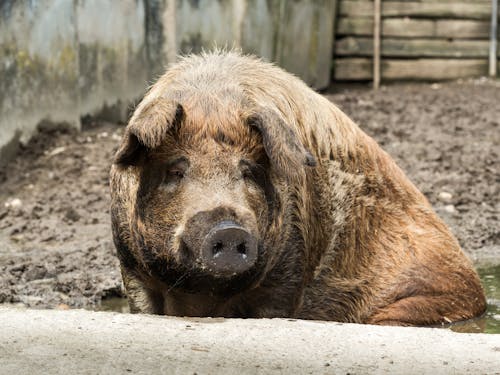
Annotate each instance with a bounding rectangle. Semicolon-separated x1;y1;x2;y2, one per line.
97;296;129;313
98;265;500;333
449;264;500;334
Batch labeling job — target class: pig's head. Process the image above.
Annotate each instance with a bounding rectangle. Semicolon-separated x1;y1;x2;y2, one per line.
110;94;315;296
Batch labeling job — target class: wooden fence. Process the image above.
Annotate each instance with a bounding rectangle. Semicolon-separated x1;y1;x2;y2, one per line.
334;0;500;81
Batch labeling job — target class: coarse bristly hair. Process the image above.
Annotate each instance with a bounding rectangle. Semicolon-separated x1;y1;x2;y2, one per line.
110;49;486;325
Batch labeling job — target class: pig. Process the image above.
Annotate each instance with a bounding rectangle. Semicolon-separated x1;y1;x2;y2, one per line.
110;51;486;325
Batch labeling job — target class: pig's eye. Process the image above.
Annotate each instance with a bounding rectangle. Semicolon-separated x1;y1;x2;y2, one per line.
162;157;188;186
163;168;185;186
240;161;254;181
240;159;266;187
168;169;184;178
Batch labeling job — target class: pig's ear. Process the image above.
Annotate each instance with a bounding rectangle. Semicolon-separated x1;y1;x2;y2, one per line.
114;98;184;165
248;107;316;177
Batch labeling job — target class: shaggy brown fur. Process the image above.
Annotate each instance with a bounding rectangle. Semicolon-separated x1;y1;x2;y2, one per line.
110;51;486;325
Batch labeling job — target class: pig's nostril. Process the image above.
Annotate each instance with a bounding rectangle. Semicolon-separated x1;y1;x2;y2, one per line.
213;241;224;255
237;243;247;255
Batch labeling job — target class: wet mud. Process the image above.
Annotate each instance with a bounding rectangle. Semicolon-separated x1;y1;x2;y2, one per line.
0;79;498;310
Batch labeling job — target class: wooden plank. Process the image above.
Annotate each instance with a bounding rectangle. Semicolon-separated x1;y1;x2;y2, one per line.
337;17;372;35
435;19;493;38
340;0;491;3
339;1;493;20
338;17;431;36
337;17;494;39
334;58;495;80
417;0;491;2
335;37;492;58
403;0;490;2
334;58;373;80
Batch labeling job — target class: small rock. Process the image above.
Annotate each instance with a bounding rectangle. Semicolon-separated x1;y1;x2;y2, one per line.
431;83;441;90
47;146;66;157
4;198;22;209
444;205;456;214
438;191;453;203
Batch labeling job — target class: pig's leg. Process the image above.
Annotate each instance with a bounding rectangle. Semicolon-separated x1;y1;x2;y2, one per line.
366;294;485;326
121;267;164;314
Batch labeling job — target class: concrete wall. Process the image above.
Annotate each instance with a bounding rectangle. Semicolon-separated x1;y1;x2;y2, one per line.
169;0;336;87
0;0;336;164
0;0;149;163
0;0;80;161
77;0;147;119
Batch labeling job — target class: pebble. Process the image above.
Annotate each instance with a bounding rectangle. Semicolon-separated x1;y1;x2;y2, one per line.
46;146;66;157
4;198;22;209
444;205;456;214
438;191;453;203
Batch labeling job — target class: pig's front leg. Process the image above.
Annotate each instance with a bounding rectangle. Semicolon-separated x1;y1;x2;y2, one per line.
120;267;164;314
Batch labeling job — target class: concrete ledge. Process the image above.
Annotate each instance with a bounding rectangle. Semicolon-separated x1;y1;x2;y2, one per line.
1;308;499;374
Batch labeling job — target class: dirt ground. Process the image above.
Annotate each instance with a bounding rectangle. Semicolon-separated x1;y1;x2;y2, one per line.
0;79;499;309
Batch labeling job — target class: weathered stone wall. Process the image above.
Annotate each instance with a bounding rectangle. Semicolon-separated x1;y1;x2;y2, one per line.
0;0;80;161
0;0;149;163
168;0;336;87
0;0;336;164
76;0;147;120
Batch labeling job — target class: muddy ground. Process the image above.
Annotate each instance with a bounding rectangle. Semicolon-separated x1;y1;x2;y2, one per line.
0;79;499;309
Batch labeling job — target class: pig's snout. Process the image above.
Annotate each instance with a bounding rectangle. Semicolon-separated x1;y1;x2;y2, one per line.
201;221;257;276
180;208;259;277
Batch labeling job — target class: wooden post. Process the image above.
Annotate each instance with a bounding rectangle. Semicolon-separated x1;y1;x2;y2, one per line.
490;0;498;77
373;0;382;89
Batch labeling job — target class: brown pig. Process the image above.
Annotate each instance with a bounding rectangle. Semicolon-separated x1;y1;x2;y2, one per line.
110;51;486;325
